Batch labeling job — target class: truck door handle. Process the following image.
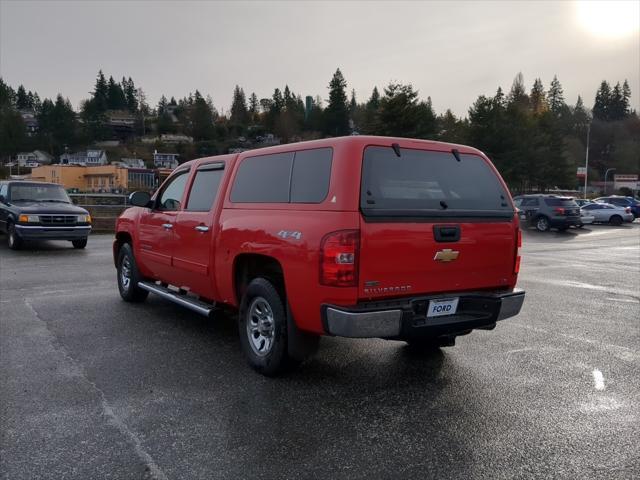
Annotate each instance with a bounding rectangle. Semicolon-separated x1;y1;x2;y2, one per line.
195;225;209;232
162;223;173;230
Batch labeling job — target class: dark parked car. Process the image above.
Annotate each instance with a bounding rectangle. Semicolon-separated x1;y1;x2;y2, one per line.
594;196;640;218
513;194;581;232
0;181;92;250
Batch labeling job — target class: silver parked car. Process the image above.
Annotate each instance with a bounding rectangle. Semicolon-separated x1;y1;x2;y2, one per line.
580;203;634;225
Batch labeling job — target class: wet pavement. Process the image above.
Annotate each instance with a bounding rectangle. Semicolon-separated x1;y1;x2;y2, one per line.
1;224;639;479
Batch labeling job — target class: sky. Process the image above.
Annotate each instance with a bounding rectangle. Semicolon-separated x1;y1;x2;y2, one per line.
1;0;638;117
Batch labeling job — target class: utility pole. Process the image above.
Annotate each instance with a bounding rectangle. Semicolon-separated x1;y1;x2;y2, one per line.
583;123;591;199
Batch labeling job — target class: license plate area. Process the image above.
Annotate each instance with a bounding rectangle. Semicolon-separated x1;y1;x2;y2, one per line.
427;298;459;317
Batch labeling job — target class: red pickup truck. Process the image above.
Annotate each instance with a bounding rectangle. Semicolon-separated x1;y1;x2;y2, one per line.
114;136;525;375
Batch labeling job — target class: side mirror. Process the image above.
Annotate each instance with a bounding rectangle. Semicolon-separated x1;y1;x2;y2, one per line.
129;191;152;208
0;195;5;204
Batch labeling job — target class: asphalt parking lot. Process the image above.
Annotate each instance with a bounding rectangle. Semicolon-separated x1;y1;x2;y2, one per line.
1;224;639;480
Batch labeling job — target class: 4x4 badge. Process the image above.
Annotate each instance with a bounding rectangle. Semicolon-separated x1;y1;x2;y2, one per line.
434;249;459;262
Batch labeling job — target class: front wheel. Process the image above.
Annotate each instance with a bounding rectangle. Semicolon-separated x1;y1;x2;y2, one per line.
239;278;294;376
7;223;22;250
117;243;148;302
535;216;550;232
72;238;88;249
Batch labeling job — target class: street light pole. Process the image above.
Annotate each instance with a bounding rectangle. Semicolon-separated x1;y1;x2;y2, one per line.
604;168;616;195
584;123;591;199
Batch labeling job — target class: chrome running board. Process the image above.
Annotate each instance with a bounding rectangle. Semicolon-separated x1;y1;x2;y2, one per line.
137;281;214;317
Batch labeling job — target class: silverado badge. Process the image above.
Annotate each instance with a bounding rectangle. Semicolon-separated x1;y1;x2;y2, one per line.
434;249;459;262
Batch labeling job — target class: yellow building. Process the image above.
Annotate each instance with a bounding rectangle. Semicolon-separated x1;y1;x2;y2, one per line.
31;165;129;192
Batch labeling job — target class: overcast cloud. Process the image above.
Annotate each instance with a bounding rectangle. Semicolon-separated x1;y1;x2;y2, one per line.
1;0;638;116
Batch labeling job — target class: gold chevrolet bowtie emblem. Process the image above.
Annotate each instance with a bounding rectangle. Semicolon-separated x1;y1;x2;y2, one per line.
434;249;459;262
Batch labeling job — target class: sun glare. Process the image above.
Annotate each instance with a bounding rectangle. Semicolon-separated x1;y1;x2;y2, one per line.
576;0;640;38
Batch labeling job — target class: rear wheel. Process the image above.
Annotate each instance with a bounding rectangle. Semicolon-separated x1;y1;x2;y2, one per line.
535;216;550;232
117;243;148;302
72;238;88;249
239;277;295;376
7;223;22;250
609;215;623;226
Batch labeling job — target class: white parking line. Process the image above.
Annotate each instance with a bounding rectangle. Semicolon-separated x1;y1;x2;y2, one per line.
593;369;605;390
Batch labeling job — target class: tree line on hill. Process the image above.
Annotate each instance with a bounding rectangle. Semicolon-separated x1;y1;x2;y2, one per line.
0;68;638;192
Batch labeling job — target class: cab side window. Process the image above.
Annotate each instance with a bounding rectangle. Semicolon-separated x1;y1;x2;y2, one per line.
186;164;225;212
0;183;7;199
157;171;189;211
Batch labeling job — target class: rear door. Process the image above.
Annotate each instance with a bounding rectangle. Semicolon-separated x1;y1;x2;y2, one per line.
172;161;226;299
358;146;517;300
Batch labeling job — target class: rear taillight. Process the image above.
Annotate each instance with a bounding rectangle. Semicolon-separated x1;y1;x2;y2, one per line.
554;207;565;215
320;230;359;287
625;207;631;213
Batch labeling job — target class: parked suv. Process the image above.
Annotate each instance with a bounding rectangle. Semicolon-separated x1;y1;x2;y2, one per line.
0;181;92;250
114;136;525;375
513;194;581;232
594;196;640;219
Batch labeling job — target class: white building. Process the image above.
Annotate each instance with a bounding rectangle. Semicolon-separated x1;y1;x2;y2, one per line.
16;150;54;167
59;149;108;166
160;133;193;144
119;158;146;168
153;151;179;169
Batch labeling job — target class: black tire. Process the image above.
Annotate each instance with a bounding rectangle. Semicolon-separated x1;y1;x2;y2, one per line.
576;224;584;229
609;215;623;226
7;223;22;250
238;277;294;376
535;215;550;232
557;226;568;232
116;243;149;302
72;238;88;249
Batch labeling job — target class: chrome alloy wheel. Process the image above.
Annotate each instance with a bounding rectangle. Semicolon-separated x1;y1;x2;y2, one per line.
246;296;275;357
120;255;132;291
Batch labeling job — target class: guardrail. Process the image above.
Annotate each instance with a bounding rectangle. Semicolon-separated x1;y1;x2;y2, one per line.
69;194;129;232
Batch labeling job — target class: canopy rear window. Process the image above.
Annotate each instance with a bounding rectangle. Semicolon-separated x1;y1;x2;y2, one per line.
361;146;513;218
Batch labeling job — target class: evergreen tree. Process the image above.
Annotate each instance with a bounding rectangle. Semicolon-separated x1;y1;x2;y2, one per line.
0;78;16;108
609;82;626;120
507;72;529;109
0;109;26;159
374;83;435;138
190;90;215;141
16;85;30;110
548;75;565;114
107;76;126;110
593;80;612;121
530;78;548;114
122;77;138;112
367;87;380;110
349;89;357;114
230;85;248;125
248;92;259;120
323;68;350;136
622;80;631;115
93;70;109;112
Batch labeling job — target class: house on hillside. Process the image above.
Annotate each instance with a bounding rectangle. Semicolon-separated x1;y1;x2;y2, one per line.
153;151;179;169
16;150;54;167
106;110;136;140
160;133;193;144
119;158;146;169
59;149;108;166
19;110;38;136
